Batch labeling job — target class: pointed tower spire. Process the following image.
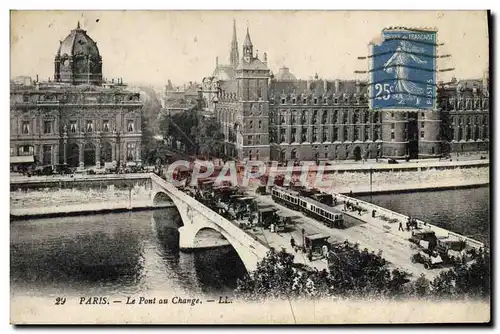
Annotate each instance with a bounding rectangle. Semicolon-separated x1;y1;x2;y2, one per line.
243;26;253;48
243;25;253;63
229;19;239;67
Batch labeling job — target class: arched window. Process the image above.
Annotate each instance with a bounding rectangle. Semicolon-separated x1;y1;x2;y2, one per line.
18;145;34;156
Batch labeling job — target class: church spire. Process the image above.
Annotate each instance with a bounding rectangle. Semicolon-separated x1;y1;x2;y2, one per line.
229;19;239;67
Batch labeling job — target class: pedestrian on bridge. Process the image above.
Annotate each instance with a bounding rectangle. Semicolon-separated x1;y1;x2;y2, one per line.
290;237;296;252
322;244;329;259
398;221;404;232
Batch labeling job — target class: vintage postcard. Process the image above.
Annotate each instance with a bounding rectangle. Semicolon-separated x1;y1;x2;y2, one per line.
10;10;490;324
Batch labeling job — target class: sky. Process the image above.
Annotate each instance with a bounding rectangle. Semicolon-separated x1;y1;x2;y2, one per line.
10;10;489;87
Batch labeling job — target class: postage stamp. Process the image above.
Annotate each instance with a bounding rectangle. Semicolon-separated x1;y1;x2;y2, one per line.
370;29;437;110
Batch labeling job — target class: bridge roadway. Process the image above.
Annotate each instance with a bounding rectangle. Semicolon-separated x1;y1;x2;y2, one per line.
246;193;449;281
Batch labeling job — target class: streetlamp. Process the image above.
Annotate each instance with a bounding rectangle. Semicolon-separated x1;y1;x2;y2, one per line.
370;167;373;203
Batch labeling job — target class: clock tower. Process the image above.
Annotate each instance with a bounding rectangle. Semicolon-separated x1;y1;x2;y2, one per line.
234;27;271;160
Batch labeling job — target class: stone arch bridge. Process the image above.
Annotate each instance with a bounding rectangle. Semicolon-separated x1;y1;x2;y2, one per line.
149;174;269;272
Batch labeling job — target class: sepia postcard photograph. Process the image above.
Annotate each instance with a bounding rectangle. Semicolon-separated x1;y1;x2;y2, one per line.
8;9;491;325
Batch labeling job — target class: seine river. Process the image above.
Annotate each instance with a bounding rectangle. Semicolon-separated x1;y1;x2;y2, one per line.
10;208;247;299
357;186;490;244
11;187;490;298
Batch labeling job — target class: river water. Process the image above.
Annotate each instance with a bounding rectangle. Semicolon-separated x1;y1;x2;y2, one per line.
10;208;247;299
356;186;490;244
11;187;490;298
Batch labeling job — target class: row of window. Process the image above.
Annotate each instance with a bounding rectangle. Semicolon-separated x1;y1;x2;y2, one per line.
277;127;381;143
22;120;54;134
12;145;53;164
279;110;378;125
19;94;140;103
272;189;298;204
279;96;363;105
13;143;138;162
248;120;263;130
451;115;489;126
440;98;489;111
20;120;136;135
450;126;489;141
284;148;366;161
247;135;262;145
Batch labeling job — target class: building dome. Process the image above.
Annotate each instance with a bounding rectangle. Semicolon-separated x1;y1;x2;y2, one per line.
275;66;297;81
54;22;103;85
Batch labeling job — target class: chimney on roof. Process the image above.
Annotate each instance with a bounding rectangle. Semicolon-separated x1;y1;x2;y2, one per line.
355;79;361;94
36;74;39;82
307;80;312;91
323;79;327;92
335;79;340;93
263;52;267;65
112;78;114;84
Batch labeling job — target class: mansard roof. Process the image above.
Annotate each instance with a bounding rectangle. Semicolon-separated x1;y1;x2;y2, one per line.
270;79;367;97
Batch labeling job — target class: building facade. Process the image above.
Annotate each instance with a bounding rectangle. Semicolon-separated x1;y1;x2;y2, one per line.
10;23;143;170
203;22;490;162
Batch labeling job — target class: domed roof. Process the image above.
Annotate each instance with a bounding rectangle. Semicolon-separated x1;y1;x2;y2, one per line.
57;22;100;59
54;22;103;85
275;66;297;81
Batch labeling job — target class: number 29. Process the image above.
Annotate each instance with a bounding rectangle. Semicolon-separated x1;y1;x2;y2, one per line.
55;297;66;305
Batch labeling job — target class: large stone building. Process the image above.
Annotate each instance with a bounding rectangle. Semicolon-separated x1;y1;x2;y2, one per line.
201;22;490;162
10;22;143;170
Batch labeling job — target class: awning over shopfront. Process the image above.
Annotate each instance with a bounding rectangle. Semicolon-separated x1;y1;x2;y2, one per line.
10;155;34;164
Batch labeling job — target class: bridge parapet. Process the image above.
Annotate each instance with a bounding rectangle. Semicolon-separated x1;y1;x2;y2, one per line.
150;174;269;271
331;191;486;251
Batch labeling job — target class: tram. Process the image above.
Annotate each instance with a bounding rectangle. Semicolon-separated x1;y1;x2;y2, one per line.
271;186;344;228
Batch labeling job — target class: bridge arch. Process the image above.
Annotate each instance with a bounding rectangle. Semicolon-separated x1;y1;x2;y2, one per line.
179;222;257;273
152;191;174;207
